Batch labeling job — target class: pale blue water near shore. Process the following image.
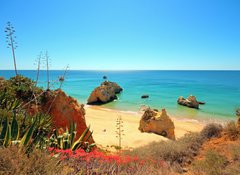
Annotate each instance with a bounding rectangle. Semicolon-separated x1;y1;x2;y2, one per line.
1;70;240;122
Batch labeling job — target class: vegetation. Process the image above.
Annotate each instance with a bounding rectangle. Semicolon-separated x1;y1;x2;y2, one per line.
0;146;61;175
115;115;124;150
5;22;18;76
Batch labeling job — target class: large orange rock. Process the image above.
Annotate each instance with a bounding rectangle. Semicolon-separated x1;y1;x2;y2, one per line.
43;90;93;142
138;108;175;140
87;81;123;104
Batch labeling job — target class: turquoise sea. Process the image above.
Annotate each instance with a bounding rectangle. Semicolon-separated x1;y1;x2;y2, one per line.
1;70;240;122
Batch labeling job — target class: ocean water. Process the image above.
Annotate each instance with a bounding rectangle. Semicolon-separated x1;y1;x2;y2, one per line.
1;70;240;122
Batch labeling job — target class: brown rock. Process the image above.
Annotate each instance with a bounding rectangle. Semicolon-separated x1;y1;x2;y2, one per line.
236;108;240;129
43;89;93;142
138;108;175;140
87;81;123;104
177;95;204;109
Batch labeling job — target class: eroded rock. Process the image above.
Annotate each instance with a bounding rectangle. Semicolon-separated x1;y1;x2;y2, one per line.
87;81;123;105
177;95;205;109
138;108;175;140
42;89;93;142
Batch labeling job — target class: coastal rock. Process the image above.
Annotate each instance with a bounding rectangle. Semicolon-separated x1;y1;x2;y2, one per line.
141;95;149;99
43;89;93;142
237;108;240;129
138;108;175;140
87;81;123;105
177;95;204;109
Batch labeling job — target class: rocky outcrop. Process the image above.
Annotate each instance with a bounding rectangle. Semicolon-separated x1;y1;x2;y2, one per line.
177;95;205;109
141;95;149;99
237;108;240;129
42;90;93;142
87;81;123;105
138;108;175;140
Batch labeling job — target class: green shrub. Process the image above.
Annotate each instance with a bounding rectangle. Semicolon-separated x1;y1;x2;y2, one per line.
200;123;223;140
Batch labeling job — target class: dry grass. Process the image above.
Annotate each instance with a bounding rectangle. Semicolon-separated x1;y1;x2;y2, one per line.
224;121;240;140
200;123;223;140
191;150;228;175
0;146;62;175
125;132;203;173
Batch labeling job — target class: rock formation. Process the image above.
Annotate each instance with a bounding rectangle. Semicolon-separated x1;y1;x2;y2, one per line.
177;95;205;109
138;108;175;140
141;95;149;99
236;108;240;129
42;89;93;142
87;81;123;105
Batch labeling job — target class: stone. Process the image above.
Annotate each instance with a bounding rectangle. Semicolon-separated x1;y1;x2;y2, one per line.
43;90;94;143
87;81;123;105
138;108;175;140
141;95;149;99
177;95;204;109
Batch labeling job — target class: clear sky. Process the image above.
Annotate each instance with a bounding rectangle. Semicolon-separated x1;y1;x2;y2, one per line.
0;0;240;70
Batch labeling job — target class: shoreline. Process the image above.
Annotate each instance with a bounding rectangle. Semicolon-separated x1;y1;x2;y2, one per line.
84;105;205;151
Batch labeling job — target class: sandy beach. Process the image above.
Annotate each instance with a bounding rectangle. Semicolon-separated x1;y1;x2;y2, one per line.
85;106;204;150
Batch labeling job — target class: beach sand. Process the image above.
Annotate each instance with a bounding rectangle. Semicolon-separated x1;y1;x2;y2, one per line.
85;106;204;151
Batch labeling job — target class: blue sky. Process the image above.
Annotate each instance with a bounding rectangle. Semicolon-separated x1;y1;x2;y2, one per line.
0;0;240;70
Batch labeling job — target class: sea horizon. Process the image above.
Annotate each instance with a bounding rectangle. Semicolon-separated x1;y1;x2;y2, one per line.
1;70;240;122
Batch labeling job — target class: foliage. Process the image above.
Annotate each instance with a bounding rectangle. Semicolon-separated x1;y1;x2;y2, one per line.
200;123;223;140
191;150;228;175
0;110;53;160
0;75;42;103
48;122;95;152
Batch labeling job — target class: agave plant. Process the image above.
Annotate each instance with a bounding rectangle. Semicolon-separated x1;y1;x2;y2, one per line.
48;121;95;152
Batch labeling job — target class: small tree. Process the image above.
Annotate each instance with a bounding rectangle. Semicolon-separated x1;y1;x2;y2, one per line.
5;22;18;76
115;115;124;151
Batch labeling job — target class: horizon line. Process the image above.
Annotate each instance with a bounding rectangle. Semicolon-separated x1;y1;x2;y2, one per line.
0;69;240;71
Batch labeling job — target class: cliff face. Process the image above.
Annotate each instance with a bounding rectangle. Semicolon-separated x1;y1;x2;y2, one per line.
42;90;93;142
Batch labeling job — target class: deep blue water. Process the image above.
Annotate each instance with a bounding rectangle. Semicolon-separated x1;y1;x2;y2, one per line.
1;70;240;121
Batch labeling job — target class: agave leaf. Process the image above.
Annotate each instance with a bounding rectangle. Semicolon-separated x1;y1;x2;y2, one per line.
71;126;90;151
20;117;37;146
69;121;76;147
85;131;93;142
0;117;8;144
3;124;11;147
11;112;19;140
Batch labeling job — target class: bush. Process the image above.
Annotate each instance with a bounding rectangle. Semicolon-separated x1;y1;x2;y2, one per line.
125;132;203;173
224;121;240;140
191;150;227;175
200;123;223;140
0;146;62;175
